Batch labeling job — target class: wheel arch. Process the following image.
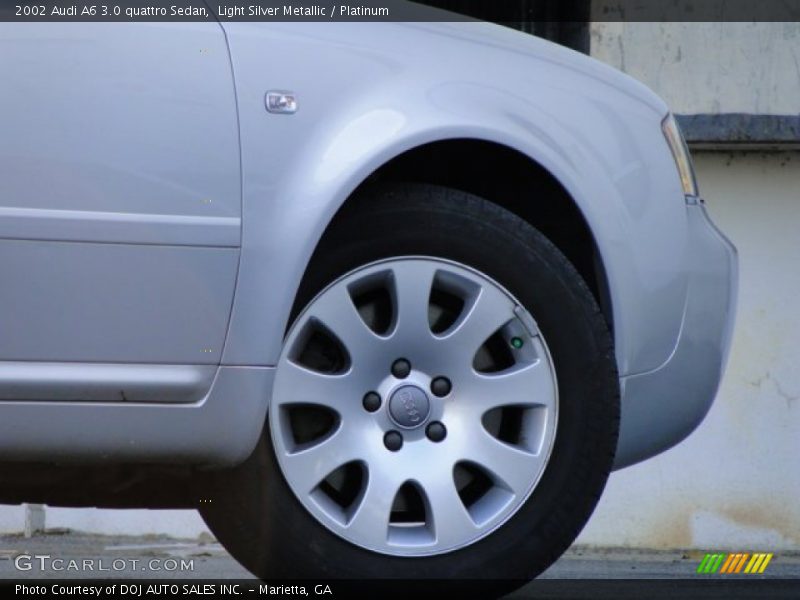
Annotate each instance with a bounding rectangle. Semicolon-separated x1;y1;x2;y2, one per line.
316;139;615;338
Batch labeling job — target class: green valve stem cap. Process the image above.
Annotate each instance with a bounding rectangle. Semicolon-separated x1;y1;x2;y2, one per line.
510;336;524;349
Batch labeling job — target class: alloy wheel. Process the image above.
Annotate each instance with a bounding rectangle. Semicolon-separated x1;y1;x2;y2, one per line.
270;257;558;556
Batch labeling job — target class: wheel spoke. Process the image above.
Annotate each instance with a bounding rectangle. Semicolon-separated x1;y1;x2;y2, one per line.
304;283;382;363
462;428;544;497
345;461;402;548
389;261;437;343
442;284;515;361
460;359;556;414
417;472;478;546
274;360;363;417
280;425;362;494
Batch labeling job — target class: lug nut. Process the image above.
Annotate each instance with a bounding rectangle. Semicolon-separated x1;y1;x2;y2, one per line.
384;430;403;451
426;421;447;442
430;376;452;397
363;391;381;412
391;358;411;379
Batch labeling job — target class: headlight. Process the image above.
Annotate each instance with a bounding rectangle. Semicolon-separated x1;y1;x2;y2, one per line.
662;113;698;197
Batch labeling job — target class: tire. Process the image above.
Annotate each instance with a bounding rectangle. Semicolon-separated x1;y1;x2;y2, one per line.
200;184;619;590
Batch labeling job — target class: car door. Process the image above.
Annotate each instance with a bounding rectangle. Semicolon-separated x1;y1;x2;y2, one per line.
0;23;240;403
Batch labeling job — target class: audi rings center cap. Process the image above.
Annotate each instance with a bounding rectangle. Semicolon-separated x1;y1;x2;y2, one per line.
388;385;431;429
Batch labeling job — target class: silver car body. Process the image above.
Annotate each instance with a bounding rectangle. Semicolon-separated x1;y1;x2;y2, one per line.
0;21;737;469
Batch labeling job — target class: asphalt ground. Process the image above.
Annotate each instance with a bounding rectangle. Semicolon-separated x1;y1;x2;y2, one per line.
1;532;797;598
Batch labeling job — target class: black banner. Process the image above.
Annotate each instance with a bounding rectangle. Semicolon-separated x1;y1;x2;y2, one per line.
3;579;800;599
2;0;800;22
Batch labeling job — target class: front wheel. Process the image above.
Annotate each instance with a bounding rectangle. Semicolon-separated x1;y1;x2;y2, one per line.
200;184;619;589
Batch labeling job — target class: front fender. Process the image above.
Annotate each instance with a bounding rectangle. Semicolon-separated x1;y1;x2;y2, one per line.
219;23;689;381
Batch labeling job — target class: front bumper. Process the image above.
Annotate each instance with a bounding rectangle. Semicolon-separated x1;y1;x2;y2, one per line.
614;200;738;469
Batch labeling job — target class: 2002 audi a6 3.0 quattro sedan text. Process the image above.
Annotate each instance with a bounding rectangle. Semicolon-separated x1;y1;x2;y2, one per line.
0;18;736;591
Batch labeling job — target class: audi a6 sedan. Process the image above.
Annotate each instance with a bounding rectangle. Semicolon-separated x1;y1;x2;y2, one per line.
0;18;736;590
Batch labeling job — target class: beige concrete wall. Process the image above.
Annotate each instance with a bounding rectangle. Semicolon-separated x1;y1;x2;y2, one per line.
0;504;26;535
584;26;800;550
591;23;800;114
577;151;800;550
